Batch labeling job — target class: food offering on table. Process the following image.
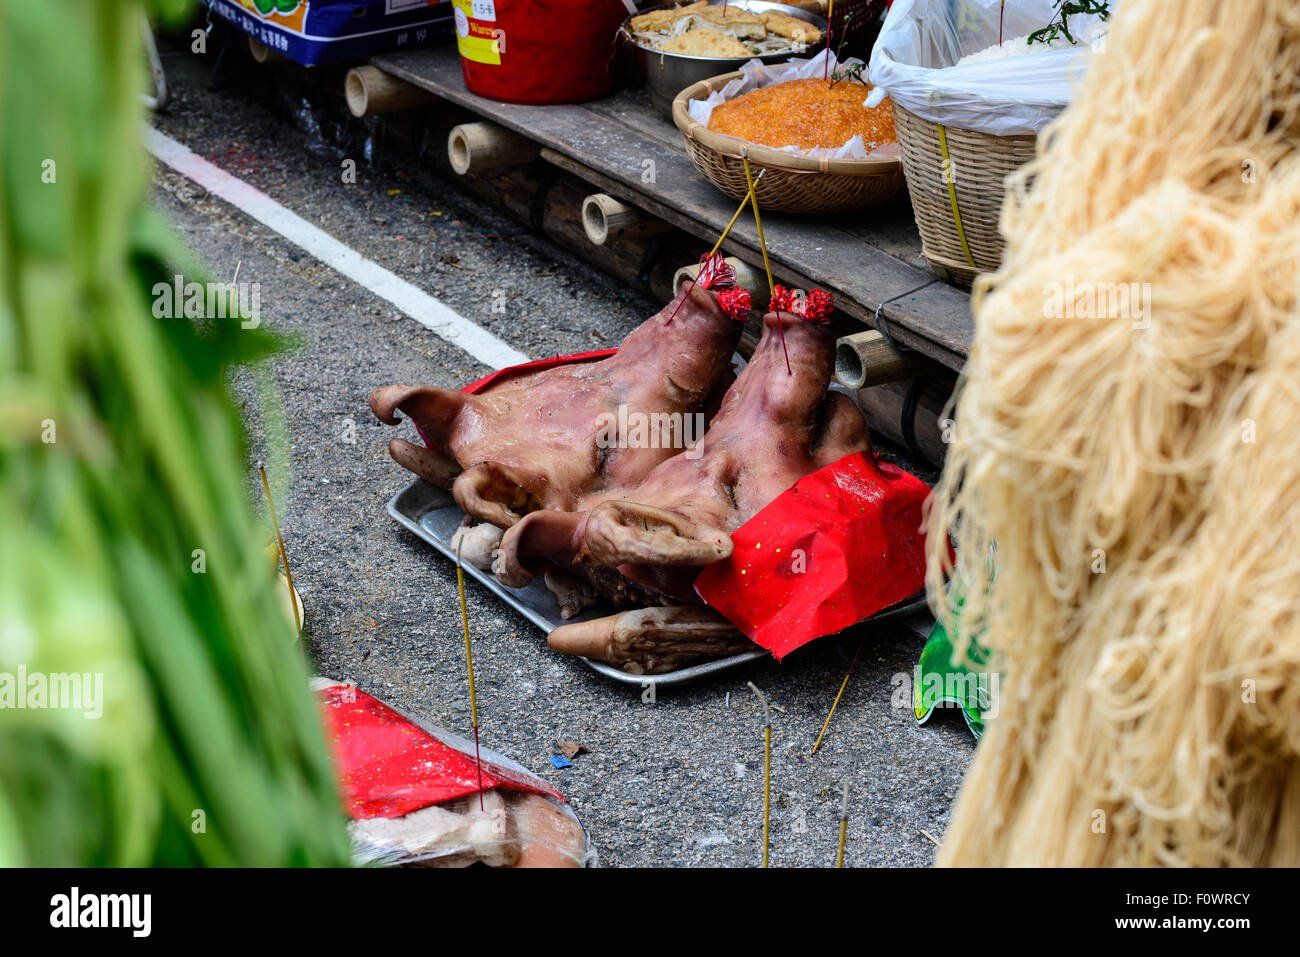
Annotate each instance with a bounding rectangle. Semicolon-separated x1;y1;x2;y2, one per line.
867;0;1110;281
620;1;828;118
706;68;897;156
673;51;905;213
628;1;823;56
776;0;888;56
315;680;593;867
370;251;934;676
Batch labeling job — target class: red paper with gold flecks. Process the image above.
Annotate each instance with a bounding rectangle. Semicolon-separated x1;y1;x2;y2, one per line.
694;452;937;660
317;685;561;820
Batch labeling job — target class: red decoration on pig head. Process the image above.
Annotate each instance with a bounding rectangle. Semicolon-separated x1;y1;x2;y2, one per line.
770;285;834;323
695;251;737;291
716;287;752;321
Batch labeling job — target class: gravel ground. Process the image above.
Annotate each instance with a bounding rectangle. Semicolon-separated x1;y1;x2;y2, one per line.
147;39;973;867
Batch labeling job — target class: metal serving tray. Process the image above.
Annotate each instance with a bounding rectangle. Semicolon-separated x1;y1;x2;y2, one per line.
387;478;926;687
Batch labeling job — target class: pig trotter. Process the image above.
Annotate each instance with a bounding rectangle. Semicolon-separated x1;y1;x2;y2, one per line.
548;606;756;675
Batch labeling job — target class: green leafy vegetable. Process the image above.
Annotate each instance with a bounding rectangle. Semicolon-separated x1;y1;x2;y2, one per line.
1027;0;1111;47
0;0;350;866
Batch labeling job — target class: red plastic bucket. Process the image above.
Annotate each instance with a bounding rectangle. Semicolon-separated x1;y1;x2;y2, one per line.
452;0;628;105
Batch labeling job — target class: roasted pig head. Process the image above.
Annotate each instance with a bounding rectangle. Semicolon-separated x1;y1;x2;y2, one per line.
369;258;748;528
498;289;872;605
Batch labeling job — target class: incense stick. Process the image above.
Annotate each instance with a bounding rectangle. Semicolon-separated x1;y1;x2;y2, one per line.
455;537;485;811
747;681;772;868
740;151;790;375
257;463;303;670
836;781;849;867
824;0;836;81
812;635;866;754
711;168;765;257
665;169;766;326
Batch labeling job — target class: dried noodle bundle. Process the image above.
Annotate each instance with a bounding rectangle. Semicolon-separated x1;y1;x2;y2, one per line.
926;0;1300;866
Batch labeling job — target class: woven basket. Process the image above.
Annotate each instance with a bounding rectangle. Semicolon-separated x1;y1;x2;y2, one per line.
673;72;906;215
892;102;1038;285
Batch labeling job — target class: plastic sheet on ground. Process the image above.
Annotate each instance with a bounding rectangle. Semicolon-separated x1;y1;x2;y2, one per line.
313;679;595;868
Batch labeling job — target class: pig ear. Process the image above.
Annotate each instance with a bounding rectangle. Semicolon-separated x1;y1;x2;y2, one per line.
368;384;470;445
494;509;585;588
582;501;733;568
452;462;542;529
387;438;461;490
812;392;872;470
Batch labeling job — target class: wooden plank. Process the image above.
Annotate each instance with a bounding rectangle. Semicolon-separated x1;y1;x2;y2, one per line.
371;45;972;371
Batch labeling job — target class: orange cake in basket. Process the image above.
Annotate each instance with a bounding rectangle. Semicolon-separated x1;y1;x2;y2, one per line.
708;78;896;153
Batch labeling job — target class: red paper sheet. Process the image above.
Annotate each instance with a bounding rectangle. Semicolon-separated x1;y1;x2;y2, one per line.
461;349;618;395
317;685;561;820
414;349;619;452
694;452;935;660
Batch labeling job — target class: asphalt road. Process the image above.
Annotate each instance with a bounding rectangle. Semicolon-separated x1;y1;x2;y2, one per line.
148;41;973;867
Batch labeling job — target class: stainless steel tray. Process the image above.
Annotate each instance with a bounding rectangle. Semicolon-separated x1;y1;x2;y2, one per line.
387;478;926;687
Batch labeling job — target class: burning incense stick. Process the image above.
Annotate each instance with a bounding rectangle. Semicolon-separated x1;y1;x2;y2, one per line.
812;635;866;754
711;168;765;257
455;537;485;811
666;169;766;326
747;681;772;868
740;150;791;375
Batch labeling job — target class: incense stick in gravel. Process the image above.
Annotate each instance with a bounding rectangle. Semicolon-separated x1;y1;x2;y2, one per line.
747;681;772;868
258;462;305;672
837;781;849;867
812;635;865;755
455;538;485;811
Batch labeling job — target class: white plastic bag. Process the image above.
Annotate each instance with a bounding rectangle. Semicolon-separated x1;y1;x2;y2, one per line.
867;0;1109;135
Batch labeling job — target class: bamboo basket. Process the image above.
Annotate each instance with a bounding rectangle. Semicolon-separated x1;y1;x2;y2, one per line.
892;102;1038;285
673;72;906;215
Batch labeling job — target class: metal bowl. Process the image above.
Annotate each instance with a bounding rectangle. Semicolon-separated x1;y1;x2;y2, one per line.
621;1;828;119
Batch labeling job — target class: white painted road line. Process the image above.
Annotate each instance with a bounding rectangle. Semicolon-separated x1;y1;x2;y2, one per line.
144;126;530;371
